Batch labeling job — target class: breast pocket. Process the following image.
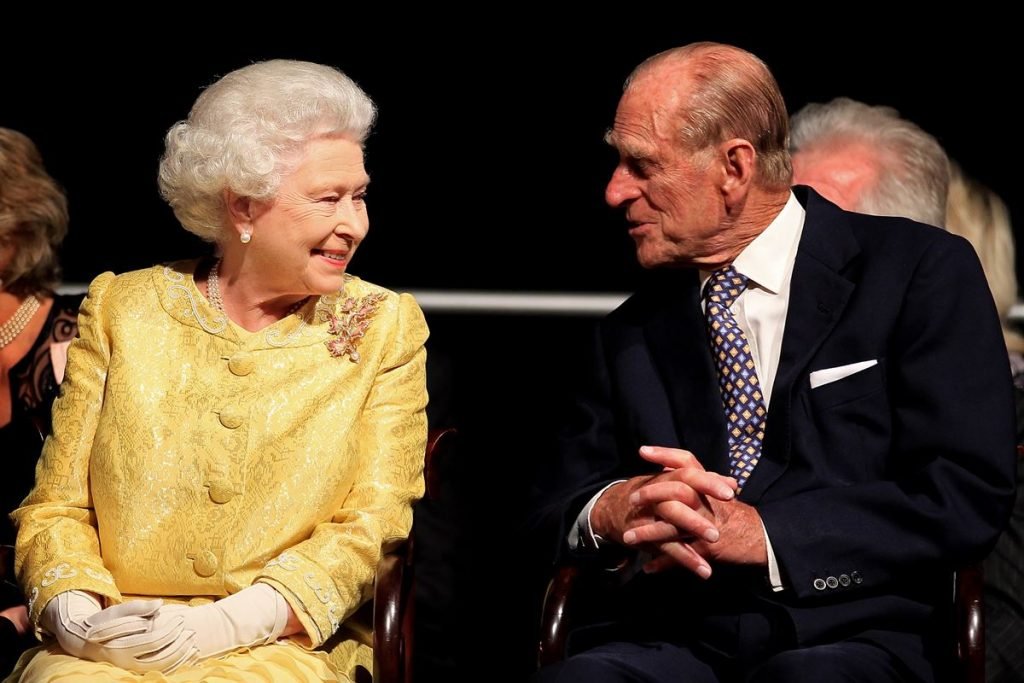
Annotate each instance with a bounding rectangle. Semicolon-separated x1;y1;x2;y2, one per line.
809;360;886;409
805;360;891;482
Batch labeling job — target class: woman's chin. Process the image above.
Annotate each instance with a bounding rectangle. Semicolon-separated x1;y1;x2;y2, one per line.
311;274;348;295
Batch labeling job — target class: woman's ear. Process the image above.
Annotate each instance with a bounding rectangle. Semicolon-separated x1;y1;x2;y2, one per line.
224;189;254;239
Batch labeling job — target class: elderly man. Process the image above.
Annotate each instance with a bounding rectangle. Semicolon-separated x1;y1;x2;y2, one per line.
533;43;1015;683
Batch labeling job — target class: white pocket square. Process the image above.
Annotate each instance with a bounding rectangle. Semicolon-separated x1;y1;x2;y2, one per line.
809;360;878;389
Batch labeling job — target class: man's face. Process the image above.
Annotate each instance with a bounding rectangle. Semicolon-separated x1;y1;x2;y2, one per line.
791;141;880;212
604;72;724;269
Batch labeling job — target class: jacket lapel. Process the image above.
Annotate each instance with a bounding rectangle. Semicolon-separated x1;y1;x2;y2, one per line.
643;271;731;477
741;188;860;501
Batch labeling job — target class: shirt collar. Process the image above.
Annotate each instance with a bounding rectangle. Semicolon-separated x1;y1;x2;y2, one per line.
700;191;805;295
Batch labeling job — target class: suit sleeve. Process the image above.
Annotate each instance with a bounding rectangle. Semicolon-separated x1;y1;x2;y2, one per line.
529;324;638;562
13;273;123;627
759;238;1017;599
256;293;428;647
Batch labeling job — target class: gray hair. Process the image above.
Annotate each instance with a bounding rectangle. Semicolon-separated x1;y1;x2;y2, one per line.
627;42;793;190
158;60;377;242
790;97;949;227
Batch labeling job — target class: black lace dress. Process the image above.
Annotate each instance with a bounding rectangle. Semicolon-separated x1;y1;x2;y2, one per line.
0;293;82;674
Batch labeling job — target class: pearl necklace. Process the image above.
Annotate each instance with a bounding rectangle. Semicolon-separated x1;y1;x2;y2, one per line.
206;258;226;313
206;259;308;317
0;296;42;349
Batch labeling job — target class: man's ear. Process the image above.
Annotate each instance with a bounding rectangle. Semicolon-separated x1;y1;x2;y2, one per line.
719;138;756;207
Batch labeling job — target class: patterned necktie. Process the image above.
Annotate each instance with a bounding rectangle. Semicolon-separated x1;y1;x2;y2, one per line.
704;266;766;489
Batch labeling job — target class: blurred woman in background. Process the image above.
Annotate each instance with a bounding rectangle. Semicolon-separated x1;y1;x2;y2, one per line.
0;128;83;673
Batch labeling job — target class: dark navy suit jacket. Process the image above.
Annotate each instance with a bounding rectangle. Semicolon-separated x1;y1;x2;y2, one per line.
535;188;1017;679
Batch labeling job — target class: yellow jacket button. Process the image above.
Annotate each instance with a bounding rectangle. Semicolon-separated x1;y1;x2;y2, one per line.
218;409;243;429
191;550;219;577
207;482;235;504
227;354;254;376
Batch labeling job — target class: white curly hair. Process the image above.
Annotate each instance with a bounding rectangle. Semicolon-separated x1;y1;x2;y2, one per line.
158;59;376;242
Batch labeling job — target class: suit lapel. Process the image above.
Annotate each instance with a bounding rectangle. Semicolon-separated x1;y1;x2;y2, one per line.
741;188;860;501
643;271;731;476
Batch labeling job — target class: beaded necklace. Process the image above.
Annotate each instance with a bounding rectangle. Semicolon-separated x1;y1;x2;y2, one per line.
206;259;307;317
0;296;41;349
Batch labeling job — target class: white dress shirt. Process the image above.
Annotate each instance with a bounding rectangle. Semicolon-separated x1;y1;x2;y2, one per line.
571;192;806;592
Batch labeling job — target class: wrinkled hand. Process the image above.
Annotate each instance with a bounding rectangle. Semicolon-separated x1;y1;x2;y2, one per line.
591;446;738;577
631;494;769;575
622;447;766;576
40;591;197;672
140;583;289;664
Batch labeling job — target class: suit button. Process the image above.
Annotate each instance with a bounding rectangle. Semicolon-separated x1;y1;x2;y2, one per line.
839;574;851;587
826;576;839;589
206;481;235;504
227;353;254;376
190;550;219;577
851;571;863;584
813;578;827;591
218;408;243;429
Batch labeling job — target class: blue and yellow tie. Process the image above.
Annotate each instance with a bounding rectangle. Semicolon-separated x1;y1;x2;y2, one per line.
704;266;766;489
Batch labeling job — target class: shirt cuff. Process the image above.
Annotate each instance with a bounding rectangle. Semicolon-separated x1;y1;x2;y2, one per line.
569;481;626;552
762;519;784;592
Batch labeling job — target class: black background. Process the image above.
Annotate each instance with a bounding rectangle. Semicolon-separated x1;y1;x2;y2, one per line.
3;25;1018;293
4;23;1018;681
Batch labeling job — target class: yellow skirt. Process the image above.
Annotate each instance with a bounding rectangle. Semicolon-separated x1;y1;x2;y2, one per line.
4;637;373;683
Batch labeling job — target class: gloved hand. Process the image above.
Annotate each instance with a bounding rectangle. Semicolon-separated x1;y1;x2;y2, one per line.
154;583;289;662
40;591;198;672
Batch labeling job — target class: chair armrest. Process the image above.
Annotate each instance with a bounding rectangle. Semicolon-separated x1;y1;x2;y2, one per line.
373;428;456;683
537;563;581;668
374;546;409;683
537;554;631;669
424;428;456;501
955;562;985;683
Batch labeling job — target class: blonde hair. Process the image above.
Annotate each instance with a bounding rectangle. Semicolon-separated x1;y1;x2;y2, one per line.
0;128;69;296
946;163;1023;353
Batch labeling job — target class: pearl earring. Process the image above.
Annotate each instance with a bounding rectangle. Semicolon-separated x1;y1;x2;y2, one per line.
240;229;252;244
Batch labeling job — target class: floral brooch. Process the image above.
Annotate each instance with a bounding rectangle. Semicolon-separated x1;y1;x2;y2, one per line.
318;292;387;362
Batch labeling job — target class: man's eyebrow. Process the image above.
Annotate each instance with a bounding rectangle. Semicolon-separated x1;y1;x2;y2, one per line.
604;131;654;163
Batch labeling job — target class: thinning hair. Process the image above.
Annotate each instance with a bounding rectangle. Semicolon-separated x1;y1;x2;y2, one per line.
159;60;377;242
790;97;949;227
946;163;1023;352
626;42;792;190
0;128;69;296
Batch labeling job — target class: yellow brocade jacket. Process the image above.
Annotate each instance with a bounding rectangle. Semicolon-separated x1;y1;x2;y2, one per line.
11;261;427;665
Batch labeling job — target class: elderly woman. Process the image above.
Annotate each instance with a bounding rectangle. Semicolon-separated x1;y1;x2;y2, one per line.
6;61;427;682
1;128;84;671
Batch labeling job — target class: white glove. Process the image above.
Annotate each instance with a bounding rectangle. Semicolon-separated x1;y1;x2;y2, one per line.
39;590;101;656
40;591;198;673
156;584;289;662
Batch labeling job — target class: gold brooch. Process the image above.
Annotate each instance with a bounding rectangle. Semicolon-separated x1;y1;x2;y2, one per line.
319;292;387;362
